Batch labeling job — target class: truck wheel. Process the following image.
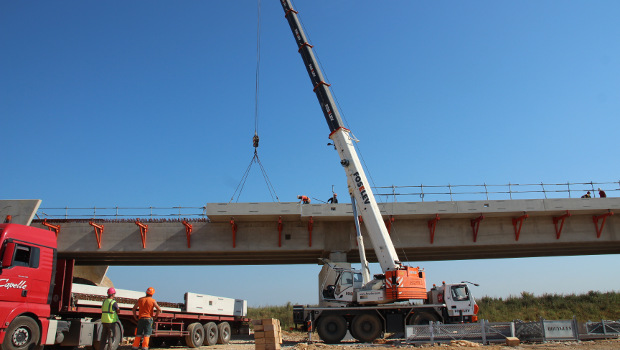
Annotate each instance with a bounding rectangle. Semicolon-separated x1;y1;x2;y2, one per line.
202;322;218;346
184;322;205;348
316;315;347;344
2;316;41;350
410;312;439;325
350;314;382;343
217;322;231;344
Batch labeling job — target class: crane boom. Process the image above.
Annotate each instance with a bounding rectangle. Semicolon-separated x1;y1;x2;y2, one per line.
279;0;400;273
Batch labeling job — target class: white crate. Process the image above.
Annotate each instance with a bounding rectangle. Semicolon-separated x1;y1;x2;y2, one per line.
185;292;247;316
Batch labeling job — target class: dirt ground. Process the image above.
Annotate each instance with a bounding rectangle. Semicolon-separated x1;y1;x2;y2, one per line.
121;331;620;350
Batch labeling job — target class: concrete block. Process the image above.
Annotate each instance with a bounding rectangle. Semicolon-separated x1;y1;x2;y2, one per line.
505;337;520;346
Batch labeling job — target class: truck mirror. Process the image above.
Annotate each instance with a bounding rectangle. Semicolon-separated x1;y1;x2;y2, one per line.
1;242;16;268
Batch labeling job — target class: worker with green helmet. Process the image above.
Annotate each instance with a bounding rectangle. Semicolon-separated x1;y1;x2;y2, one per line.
101;287;120;350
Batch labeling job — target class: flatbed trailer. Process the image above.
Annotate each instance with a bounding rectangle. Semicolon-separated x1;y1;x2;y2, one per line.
0;223;249;350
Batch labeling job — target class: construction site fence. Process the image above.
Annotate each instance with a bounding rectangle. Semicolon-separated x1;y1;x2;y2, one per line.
405;317;620;345
586;320;620;335
35;180;618;220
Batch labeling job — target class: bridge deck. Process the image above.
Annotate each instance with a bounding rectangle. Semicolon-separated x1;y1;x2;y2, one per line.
19;198;619;265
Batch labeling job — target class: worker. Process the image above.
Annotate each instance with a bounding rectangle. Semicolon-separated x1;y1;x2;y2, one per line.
101;287;120;350
327;193;338;203
297;195;311;204
599;188;607;198
581;191;591;199
132;287;162;350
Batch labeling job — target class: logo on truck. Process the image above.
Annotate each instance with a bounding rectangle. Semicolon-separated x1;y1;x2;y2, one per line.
0;278;27;290
352;172;371;204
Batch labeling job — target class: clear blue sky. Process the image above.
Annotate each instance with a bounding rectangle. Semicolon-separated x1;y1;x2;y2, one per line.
2;1;619;306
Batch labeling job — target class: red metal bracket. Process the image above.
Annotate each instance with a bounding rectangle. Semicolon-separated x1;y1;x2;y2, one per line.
284;8;298;18
307;217;313;247
384;216;395;235
593;211;614;238
512;214;529;241
135;219;149;249
470;215;484;242
552;211;571;239
182;221;193;248
230;217;237;248
88;221;104;249
428;214;440;244
278;216;283;247
42;219;61;237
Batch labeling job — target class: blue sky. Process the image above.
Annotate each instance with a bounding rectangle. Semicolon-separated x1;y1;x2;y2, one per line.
2;1;619;306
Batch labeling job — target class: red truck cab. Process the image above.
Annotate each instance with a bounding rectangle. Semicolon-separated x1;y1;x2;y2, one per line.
0;223;57;350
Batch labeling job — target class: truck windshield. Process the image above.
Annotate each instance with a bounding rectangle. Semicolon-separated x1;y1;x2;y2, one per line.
451;285;470;301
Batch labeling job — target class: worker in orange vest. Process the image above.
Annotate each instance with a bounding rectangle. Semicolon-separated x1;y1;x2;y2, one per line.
297;195;311;204
131;287;162;350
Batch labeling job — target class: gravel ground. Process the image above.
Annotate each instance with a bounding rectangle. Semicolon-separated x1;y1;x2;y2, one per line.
118;332;620;350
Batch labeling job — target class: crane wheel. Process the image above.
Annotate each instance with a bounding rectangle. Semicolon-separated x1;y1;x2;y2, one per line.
350;314;382;343
202;322;218;346
410;312;439;325
316;314;347;344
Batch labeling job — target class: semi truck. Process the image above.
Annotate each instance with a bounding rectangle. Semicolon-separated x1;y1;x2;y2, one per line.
278;0;479;343
0;222;249;350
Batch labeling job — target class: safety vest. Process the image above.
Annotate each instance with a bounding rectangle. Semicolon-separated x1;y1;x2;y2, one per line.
101;298;118;323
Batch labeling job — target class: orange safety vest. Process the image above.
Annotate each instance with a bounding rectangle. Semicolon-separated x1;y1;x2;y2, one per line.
137;296;157;319
300;196;310;203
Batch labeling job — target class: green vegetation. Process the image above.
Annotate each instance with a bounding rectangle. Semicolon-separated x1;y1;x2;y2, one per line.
248;302;297;330
248;291;620;329
478;291;620;322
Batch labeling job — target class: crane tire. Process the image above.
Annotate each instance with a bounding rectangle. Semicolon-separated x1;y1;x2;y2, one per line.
1;316;41;350
316;314;347;344
350;314;382;343
184;322;205;348
411;312;439;325
217;322;231;344
202;322;218;346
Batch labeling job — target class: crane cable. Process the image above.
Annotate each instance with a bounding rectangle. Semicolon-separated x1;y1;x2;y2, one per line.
230;0;280;203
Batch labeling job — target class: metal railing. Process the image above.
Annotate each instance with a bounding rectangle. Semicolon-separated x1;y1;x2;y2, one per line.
35;206;208;221
35;180;619;220
375;180;620;202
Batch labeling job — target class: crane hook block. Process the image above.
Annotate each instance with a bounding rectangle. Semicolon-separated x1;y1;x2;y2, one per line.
253;134;260;148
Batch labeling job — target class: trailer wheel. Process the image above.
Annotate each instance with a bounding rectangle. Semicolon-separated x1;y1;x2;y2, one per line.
350;314;382;343
93;322;122;350
184;322;205;348
202;322;218;346
217;322;231;344
410;312;439;325
316;315;347;344
2;316;41;350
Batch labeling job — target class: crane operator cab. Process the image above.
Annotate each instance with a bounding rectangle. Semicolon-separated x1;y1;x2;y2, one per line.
428;282;479;323
322;269;364;303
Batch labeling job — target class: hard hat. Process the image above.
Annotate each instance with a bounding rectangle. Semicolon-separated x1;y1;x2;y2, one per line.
297;195;302;199
146;287;155;296
107;287;116;296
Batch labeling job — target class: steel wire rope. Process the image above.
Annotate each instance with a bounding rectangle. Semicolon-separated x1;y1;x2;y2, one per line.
229;0;280;203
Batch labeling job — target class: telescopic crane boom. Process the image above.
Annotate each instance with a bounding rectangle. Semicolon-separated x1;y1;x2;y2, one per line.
279;0;426;302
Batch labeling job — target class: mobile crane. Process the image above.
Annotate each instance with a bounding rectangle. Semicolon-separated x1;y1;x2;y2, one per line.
279;0;479;343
